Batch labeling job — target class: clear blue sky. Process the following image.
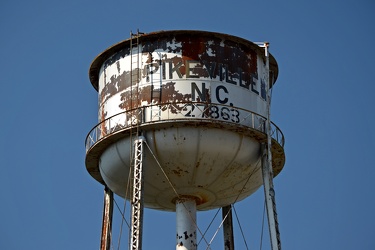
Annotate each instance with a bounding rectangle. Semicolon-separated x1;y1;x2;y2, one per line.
1;0;374;249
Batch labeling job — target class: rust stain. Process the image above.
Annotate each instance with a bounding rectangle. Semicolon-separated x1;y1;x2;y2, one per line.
117;81;192;113
100;108;108;135
144;52;153;63
100;68;135;105
99;33;260;121
139;34;259;84
177;34;258;84
195;161;200;168
104;47;130;68
171;166;190;177
89;30;279;92
173;194;208;206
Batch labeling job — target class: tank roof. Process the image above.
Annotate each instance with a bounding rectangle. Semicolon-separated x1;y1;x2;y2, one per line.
88;30;279;91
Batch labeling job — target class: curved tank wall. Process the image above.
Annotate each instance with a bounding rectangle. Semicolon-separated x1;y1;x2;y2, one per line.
85;30;285;211
97;32;272;123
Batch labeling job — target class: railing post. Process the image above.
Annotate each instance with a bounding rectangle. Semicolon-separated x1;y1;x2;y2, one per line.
85;102;284;152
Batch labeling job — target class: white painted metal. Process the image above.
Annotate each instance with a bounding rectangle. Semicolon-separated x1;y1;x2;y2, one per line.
130;136;145;250
97;42;269;126
92;33;285;213
99;127;262;211
176;198;197;250
86;30;285;250
259;42;281;250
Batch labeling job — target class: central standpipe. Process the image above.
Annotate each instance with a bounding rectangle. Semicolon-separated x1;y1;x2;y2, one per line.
176;197;197;250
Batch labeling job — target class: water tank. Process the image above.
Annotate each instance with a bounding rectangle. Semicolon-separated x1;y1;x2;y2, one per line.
85;30;285;211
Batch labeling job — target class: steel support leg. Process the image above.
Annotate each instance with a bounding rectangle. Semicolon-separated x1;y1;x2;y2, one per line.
130;136;145;250
258;41;281;250
176;197;197;250
100;186;113;250
222;205;235;250
261;143;281;250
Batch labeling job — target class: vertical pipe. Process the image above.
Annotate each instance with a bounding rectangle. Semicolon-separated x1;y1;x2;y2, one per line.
176;197;197;250
100;186;113;250
222;205;235;250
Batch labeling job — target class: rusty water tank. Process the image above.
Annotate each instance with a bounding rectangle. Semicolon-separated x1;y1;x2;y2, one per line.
85;30;285;211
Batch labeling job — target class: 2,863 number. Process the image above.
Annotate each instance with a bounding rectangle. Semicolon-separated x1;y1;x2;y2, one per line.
184;104;240;123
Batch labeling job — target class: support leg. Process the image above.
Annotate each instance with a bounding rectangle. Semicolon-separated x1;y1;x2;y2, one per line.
130;136;145;250
100;186;113;250
261;143;281;250
222;205;235;250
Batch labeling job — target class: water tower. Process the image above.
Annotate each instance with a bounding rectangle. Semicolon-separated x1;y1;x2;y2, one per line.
85;30;285;250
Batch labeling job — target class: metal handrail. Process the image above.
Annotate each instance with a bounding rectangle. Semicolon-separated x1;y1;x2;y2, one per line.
85;102;285;152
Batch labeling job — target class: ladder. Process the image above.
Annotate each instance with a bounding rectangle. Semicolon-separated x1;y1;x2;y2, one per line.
150;52;163;121
130;30;144;126
129;30;146;250
130;30;143;88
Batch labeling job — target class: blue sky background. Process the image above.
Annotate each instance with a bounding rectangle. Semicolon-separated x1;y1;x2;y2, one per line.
1;0;374;249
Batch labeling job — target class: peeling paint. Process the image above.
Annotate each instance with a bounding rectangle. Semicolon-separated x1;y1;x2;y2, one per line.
86;31;285;212
96;32;270;127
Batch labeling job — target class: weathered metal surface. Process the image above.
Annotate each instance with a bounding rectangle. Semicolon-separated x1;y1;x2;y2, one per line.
85;30;285;211
222;205;235;250
261;43;282;250
176;197;197;250
89;31;278;90
95;31;276;126
86;102;284;150
100;187;113;250
99;126;262;211
85;103;285;185
262;143;282;250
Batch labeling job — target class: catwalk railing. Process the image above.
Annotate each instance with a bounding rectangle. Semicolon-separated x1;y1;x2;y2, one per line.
85;102;285;152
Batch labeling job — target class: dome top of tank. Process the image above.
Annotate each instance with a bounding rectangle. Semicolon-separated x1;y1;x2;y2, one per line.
88;30;279;91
